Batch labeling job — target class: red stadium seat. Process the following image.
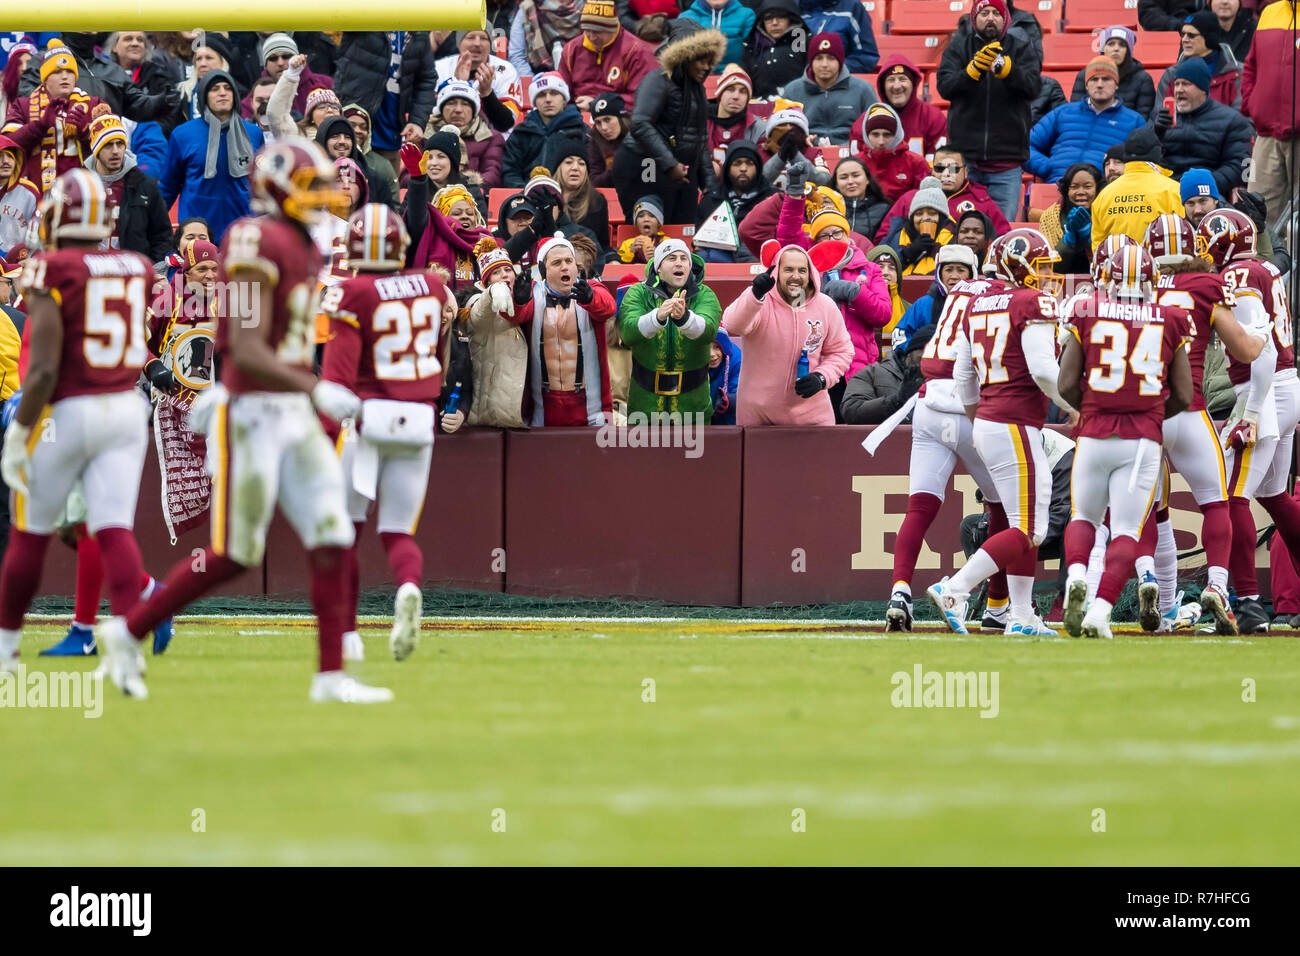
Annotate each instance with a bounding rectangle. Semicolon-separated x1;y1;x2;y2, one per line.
875;34;948;69
598;188;623;223
1136;30;1181;67
1062;0;1139;33
862;0;891;25
1026;0;1064;34
1041;31;1101;69
487;188;515;225
887;1;964;36
923;71;949;108
1045;68;1081;96
1026;182;1058;221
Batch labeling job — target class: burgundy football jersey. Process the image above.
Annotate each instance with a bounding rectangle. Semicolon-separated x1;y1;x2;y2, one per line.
1220;257;1295;384
921;277;1008;383
216;217;321;395
964;285;1059;426
1153;271;1233;412
1065;292;1190;443
21;248;153;402
320;270;450;402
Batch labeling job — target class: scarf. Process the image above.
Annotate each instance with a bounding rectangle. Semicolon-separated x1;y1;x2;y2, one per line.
519;0;582;72
203;109;253;181
29;85;94;194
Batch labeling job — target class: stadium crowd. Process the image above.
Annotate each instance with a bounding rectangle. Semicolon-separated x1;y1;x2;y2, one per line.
0;0;1294;432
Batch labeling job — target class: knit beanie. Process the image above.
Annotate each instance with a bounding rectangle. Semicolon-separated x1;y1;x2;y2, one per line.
808;209;851;240
716;64;752;98
863;103;898;136
580;0;620;32
425;129;462;169
260;33;298;63
591;93;626;117
1172;56;1212;93
437;79;481;117
40;40;78;85
910;184;949;218
633;195;665;224
89;114;128;155
1085;56;1119;82
652;237;690;271
971;0;1010;37
530;71;571;106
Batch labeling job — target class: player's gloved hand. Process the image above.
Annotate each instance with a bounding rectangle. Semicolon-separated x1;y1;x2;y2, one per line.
821;278;861;304
513;269;534;306
145;359;178;395
440;408;465;433
1;389;22;429
399;142;427;178
488;279;515;316
1153;107;1173;139
188;383;227;436
311;379;361;423
751;269;775;301
1222;411;1258;450
794;371;826;398
1;421;32;495
1062;205;1091;246
572;277;594;305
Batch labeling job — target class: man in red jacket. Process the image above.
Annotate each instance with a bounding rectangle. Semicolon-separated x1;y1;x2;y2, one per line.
856;103;931;202
1243;0;1300;232
559;0;660;111
874;148;1010;244
851;55;947;161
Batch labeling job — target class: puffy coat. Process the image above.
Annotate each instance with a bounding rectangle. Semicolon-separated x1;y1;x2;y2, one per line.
333;32;438;136
843;193;890;240
862;54;947;157
1153;49;1243;117
17;33;177;123
1069;52;1156;119
781;68;877;146
1027;98;1146;183
840;348;910;425
936;15;1043;166
558;26;659;101
740;0;809;98
721;243;854;425
678;0;756;69
1157;96;1255;195
1243;1;1300;139
502;103;588;188
798;0;880;73
465;283;528;428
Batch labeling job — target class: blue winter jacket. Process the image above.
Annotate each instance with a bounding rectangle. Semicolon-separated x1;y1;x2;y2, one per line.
798;0;880;73
129;121;168;181
709;328;742;425
1027;98;1146;183
679;0;757;72
159;114;265;242
893;284;944;348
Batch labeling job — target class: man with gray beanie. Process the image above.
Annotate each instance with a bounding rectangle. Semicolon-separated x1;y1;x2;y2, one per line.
1152;56;1254;195
240;33;335;122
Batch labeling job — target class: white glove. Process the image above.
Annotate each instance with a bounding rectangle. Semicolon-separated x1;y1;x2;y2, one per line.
188;383;228;436
311;379;361;422
440;408;465;433
2;422;32;495
489;281;514;317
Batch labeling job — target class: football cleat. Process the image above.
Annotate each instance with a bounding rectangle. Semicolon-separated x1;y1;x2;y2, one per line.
981;602;1009;631
39;623;96;656
343;630;365;662
1008;616;1058;637
926;578;969;635
885;591;913;632
96;616;148;700
1271;612;1300;630
152;610;175;655
1200;583;1239;635
1063;575;1088;638
1232;596;1269;634
1081;615;1114;640
1156;590;1185;632
1174;600;1203;631
390;582;423;661
1137;571;1161;632
309;671;394;704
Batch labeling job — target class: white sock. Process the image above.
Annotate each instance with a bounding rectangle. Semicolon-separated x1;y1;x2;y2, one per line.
1068;562;1087;582
139;576;157;601
948;550;998;595
1207;565;1228;592
1007;574;1035;620
1135;555;1155;579
1086;526;1109;602
1156;517;1178;612
0;627;20;657
892;580;911;598
1085;597;1114;624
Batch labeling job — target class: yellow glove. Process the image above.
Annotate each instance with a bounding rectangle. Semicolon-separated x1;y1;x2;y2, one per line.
965;56;987;81
991;52;1012;79
967;43;999;80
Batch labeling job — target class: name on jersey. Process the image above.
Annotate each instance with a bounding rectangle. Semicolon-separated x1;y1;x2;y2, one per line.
1096;301;1163;324
84;253;148;277
373;273;433;301
973;293;1013;312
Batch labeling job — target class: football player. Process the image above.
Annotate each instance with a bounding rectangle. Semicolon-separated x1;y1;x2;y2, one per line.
1200;209;1300;633
1058;245;1194;638
321;204;454;662
100;139;391;703
928;228;1077;636
0;170;153;682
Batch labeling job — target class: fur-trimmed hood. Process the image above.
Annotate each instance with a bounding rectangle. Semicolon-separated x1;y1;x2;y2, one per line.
658;28;727;77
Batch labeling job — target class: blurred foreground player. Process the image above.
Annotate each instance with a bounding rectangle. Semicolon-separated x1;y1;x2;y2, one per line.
100;139;393;703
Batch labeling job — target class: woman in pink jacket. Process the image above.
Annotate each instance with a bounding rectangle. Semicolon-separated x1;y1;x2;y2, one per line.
775;186;891;375
721;244;853;426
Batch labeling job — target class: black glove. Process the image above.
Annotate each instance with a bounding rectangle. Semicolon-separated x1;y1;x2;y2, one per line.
513;269;534;306
1233;190;1268;231
145;359;177;394
1153;107;1173;139
794;372;826;398
893;364;924;406
899;236;937;267
777;125;808;163
784;157;811;197
572;277;594;305
752;270;775;300
821;278;861;304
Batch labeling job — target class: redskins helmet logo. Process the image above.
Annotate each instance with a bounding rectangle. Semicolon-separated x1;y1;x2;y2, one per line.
1007;236;1029;258
607;66;621;83
819;39;831;51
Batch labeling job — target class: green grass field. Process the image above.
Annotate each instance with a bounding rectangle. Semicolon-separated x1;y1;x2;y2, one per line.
3;617;1299;866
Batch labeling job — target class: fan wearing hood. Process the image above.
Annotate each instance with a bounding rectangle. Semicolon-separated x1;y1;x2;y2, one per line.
741;0;810;98
84;114;172;263
861;55;947;160
720;243;853;425
342;104;401;205
316;115;397;211
891;244;978;349
894;183;956;277
864;244;910;334
709;327;741;424
0;135;38;254
158;70;265;241
855;102;931;202
617;239;722;416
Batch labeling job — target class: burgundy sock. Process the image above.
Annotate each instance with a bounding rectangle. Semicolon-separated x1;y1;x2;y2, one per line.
891;493;941;588
1228;497;1260;596
987;502;1010;603
343;522;365;633
1063;519;1096;570
1199;500;1231;572
126;548;246;639
310;547;349;673
94;528;145;617
1099;534;1139;604
74;534;103;626
1137;509;1157;559
380;532;423;587
1260;493;1300;557
0;530;51;630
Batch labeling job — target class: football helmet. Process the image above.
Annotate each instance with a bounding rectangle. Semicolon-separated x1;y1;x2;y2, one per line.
40;168;113;246
1196;208;1257;269
1090;234;1135;282
1143;213;1199;267
345;203;409;272
251;138;349;226
1102;244;1157;302
986;227;1062;296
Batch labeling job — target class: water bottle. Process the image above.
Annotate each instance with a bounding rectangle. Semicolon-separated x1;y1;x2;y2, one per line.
825;269;840;283
444;382;462;416
797;349;809;378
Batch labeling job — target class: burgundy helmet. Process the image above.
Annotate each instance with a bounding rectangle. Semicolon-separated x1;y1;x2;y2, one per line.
1090;233;1136;282
345;203;409;272
1143;213;1198;266
251;137;348;226
41;168;113;246
986;227;1062;295
1102;244;1156;301
1196;207;1257;269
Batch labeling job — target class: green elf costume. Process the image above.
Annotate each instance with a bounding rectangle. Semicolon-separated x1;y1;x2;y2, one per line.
617;238;722;417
